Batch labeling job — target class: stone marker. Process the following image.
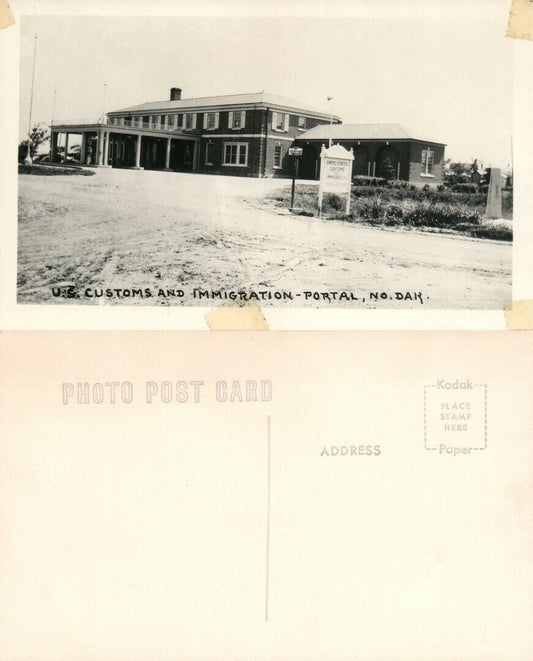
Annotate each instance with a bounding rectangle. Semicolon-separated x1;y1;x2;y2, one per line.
486;167;503;219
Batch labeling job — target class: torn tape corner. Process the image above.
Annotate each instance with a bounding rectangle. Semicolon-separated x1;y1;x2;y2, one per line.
205;299;270;331
504;300;533;330
0;0;15;30
505;0;533;41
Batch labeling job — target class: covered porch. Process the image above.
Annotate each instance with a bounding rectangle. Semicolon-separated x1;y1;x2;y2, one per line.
50;121;201;171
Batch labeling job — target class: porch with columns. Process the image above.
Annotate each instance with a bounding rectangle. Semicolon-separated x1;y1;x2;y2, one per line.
50;121;200;171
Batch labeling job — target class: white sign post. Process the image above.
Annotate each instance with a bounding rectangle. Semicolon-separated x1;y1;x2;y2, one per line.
319;143;354;217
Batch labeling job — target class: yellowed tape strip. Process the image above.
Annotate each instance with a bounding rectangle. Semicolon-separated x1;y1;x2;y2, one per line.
205;300;270;330
0;0;15;30
506;0;533;41
504;300;533;330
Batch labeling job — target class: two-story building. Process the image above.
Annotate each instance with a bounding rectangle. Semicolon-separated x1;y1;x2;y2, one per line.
50;88;341;178
49;88;445;183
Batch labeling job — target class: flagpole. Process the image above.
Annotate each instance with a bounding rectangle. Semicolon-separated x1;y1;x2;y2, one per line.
101;81;107;123
25;34;38;164
327;96;333;148
49;88;56;159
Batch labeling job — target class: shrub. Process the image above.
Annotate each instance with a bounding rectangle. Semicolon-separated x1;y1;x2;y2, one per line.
452;183;478;194
351;186;392;201
321;192;345;212
352;175;387;187
502;190;513;218
384;203;404;220
471;223;512;241
18;164;95;176
401;202;482;228
389;179;410;189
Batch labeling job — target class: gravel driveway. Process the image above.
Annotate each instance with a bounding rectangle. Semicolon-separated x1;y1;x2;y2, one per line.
17;168;512;309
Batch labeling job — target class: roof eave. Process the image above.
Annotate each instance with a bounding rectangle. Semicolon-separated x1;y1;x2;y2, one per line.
109;101;341;121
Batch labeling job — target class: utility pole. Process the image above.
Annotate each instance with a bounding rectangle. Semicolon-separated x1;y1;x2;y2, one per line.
25;34;38;164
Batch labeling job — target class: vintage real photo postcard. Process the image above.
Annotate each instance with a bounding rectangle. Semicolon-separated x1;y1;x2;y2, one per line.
1;0;532;328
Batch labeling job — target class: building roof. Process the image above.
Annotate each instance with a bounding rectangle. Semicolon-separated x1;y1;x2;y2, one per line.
296;123;446;145
111;91;340;119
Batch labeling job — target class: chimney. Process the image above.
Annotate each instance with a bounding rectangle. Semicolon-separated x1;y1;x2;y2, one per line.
170;87;182;101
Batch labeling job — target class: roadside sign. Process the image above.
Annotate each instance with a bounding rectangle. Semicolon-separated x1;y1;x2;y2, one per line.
319;143;354;215
288;147;303;156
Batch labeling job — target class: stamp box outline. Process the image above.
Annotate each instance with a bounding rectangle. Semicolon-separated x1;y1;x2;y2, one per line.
423;383;487;451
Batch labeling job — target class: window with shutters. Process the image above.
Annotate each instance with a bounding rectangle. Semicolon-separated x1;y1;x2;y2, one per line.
185;113;196;130
298;116;306;130
205;112;219;130
273;145;282;169
205;141;214;165
272;111;289;132
223;142;248;167
229;110;246;130
421;148;434;176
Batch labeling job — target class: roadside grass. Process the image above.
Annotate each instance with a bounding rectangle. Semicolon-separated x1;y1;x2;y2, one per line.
19;164;95;176
266;186;512;242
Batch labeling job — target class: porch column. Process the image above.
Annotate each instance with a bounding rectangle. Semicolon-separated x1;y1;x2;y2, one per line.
192;141;199;171
134;134;143;169
51;131;58;161
98;131;105;166
63;132;69;162
103;131;110;166
165;137;171;169
367;146;377;178
80;133;86;164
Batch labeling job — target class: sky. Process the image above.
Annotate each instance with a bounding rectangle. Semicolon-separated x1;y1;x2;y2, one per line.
19;8;514;168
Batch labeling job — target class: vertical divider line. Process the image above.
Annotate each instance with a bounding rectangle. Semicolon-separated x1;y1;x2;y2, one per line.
265;414;271;622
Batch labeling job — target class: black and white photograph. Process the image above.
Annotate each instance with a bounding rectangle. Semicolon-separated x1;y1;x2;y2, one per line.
3;0;533;326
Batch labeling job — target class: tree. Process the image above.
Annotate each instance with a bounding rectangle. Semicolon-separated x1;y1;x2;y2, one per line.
18;123;50;163
377;156;396;181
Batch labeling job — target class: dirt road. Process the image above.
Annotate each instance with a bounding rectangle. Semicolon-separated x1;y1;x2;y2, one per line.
17;168;511;308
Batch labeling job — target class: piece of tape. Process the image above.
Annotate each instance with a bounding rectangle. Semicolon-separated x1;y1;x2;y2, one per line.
504;300;533;330
205;300;270;330
0;0;15;29
506;0;533;41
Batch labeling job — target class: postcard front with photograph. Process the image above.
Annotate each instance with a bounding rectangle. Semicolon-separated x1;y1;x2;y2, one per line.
3;0;530;329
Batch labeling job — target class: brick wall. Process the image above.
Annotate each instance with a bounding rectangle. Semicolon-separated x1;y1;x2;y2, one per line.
199;136;263;177
409;143;445;184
